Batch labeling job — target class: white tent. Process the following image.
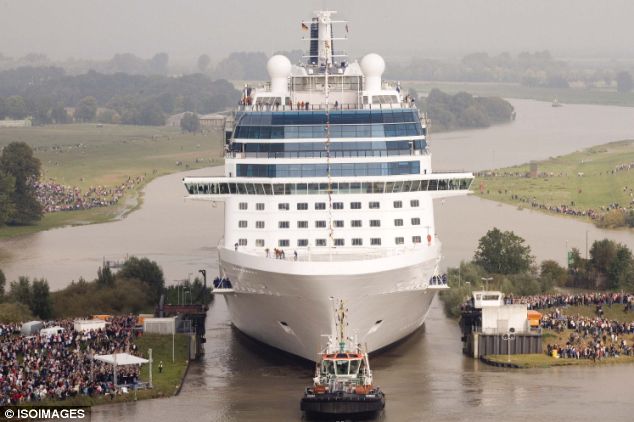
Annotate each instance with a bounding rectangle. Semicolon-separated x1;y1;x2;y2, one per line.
94;353;150;389
94;353;148;366
21;321;43;336
74;319;106;332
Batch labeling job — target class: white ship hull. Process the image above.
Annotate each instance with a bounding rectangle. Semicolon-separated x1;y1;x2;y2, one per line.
218;246;442;361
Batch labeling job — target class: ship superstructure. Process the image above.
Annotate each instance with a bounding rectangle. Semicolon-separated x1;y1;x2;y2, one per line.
183;11;473;361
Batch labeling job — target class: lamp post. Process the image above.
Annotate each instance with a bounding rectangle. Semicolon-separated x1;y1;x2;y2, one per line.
481;276;493;291
502;328;516;363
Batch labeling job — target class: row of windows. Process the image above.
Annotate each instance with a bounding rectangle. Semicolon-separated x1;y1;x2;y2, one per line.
236;236;424;247
238;218;422;228
236;162;420;178
233;123;423;140
229;140;427;159
242;199;421;211
185;178;473;195
235;109;420;126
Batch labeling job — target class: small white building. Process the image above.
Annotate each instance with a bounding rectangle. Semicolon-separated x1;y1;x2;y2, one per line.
0;118;32;128
143;316;177;334
74;319;106;332
471;291;529;335
40;326;65;337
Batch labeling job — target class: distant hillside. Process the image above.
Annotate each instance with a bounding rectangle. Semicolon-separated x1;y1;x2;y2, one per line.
420;89;515;132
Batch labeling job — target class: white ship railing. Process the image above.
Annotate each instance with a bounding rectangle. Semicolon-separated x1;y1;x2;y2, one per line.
236;102;418;112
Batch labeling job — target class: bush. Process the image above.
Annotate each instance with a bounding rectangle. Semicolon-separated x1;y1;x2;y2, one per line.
0;302;34;323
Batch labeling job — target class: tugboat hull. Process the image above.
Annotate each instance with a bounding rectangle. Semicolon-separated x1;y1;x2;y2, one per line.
301;392;386;416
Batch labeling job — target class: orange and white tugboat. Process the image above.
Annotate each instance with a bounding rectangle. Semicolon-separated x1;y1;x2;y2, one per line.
300;300;385;418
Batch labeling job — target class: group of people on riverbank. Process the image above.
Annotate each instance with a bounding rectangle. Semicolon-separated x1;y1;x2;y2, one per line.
33;176;144;213
0;315;142;405
507;292;634;311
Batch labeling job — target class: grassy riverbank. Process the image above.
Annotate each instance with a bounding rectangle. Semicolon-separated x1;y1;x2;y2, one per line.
475;139;634;226
404;81;634;107
0;124;224;239
48;333;191;406
485;353;634;368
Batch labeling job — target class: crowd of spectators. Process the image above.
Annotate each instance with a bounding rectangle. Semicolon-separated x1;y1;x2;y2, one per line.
33;176;145;213
507;292;634;361
0;315;143;405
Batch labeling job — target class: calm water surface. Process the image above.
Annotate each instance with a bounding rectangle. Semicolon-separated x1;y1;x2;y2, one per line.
2;99;634;420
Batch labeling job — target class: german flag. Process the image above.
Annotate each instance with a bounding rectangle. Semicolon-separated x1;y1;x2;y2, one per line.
301;22;309;31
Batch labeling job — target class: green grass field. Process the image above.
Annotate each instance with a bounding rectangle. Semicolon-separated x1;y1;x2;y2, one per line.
0;124;224;238
403;81;634;107
475;139;634;223
485;353;634;368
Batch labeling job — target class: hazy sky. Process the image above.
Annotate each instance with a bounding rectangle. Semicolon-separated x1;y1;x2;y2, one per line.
1;0;633;63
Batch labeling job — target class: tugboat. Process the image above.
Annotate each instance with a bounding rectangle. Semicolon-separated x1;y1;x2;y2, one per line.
300;300;385;418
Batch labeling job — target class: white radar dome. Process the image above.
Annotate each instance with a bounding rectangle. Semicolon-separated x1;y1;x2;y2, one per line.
267;55;292;79
360;53;386;78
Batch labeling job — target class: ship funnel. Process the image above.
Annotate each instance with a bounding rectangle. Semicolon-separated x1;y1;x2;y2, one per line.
267;55;291;94
360;53;385;92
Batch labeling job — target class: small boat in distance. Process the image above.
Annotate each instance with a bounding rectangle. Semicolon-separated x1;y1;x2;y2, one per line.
300;300;385;418
552;98;563;107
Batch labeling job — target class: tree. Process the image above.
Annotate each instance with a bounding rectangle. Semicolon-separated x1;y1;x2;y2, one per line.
606;244;633;290
616;71;633;93
51;104;71;123
75;96;97;122
0;172;15;226
118;256;165;303
0;142;42;225
5;95;28;119
9;276;31;305
197;54;211;73
180;112;200;133
589;239;618;275
540;260;567;287
30;278;52;319
473;228;533;274
0;269;5;302
97;265;115;287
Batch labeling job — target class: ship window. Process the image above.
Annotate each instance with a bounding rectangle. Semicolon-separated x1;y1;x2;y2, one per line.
238;238;248;246
238;220;248;228
335;360;350;375
278;203;289;210
334;239;345;246
371;238;382;246
395;237;404;245
297;221;308;229
315;202;326;210
239;202;248;210
393;200;403;208
315;239;327;246
279;221;290;229
369;202;380;209
412;236;422;244
352;238;363;246
297;239;309;247
333;202;344;210
351;220;362;227
394;219;403;227
322;360;335;375
256;203;265;210
411;218;421;225
297;202;308;210
370;220;380;227
256;221;265;229
349;359;361;375
315;221;327;228
350;202;361;209
334;220;344;228
410;199;420;207
278;239;289;247
256;239;265;247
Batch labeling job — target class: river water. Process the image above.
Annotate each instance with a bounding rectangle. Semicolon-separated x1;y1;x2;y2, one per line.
2;98;634;420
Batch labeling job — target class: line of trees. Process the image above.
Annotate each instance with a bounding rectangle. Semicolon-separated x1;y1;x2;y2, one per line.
0;67;240;126
419;89;515;132
440;228;634;317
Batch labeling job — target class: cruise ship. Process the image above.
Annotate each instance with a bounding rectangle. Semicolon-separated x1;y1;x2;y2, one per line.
183;11;473;361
